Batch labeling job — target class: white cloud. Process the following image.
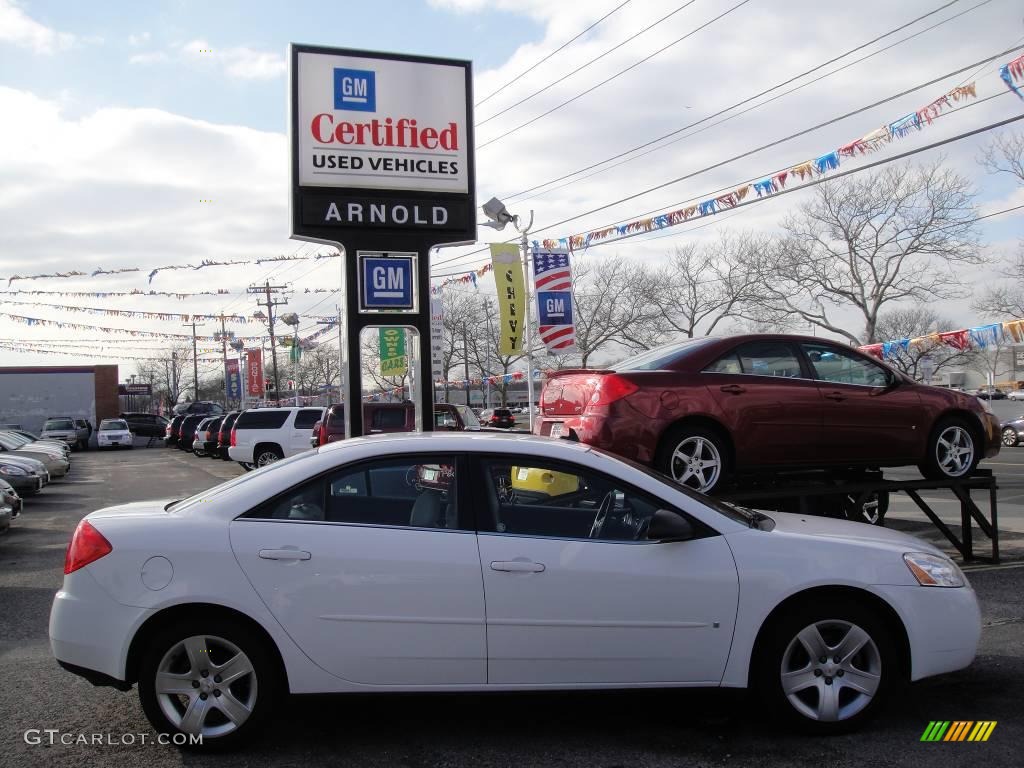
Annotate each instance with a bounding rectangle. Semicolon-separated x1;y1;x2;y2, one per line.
0;0;75;54
128;31;150;47
180;39;286;80
129;51;168;66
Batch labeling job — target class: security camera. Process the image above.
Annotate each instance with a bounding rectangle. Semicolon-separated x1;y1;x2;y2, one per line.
482;197;514;225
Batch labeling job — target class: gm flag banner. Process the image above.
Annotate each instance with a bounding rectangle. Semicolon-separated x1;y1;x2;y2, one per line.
490;244;525;356
226;359;242;400
379;327;407;377
532;248;576;353
246;349;263;396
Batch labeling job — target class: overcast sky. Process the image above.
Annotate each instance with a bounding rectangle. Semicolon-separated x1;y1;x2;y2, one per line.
0;0;1022;378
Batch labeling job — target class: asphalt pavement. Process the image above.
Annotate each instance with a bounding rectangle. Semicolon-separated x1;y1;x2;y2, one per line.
1;446;1021;767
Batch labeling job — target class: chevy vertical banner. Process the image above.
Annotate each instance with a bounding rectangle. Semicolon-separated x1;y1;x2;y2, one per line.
490;243;526;355
245;349;263;396
225;359;242;400
532;247;577;353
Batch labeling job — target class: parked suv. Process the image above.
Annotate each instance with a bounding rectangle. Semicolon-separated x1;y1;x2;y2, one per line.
164;415;185;447
480;408;516;429
215;411;240;460
120;412;169;438
193;416;224;457
311;402;479;446
41;417;87;450
229;407;324;469
177;414;206;452
172;401;225;417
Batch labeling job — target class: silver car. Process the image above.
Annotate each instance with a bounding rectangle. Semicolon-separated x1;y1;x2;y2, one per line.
0;455;48;494
0;433;68;478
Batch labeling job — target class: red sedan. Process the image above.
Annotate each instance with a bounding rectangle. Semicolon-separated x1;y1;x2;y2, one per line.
533;334;1000;493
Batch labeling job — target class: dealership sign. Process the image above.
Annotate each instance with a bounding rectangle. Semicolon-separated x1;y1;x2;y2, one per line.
290;45;475;246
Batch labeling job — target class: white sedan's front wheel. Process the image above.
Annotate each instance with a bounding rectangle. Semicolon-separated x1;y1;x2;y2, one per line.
138;618;278;750
755;599;897;733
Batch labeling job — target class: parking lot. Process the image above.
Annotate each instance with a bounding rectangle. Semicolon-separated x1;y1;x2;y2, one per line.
0;445;1020;767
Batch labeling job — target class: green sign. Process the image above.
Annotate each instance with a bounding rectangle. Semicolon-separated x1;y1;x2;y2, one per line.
379;327;407;377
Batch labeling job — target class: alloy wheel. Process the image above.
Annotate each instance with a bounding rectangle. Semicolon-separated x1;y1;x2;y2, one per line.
1002;427;1018;448
935;425;975;477
780;619;882;722
669;436;721;492
256;451;280;467
154;634;257;738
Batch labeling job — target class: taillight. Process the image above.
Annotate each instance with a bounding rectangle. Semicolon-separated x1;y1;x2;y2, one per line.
165;424;171;436
317;422;326;446
586;374;639;411
205;430;212;440
230;427;237;447
64;520;112;574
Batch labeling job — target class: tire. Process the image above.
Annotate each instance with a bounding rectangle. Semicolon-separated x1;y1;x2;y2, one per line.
137;617;279;751
920;418;981;480
656;425;729;494
754;598;898;734
239;462;255;472
253;446;283;468
1002;427;1018;448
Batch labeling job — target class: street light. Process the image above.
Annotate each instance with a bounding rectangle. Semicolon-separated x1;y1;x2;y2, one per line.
281;313;301;406
481;196;536;431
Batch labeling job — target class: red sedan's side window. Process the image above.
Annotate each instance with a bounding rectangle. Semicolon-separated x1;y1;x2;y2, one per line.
801;344;889;387
705;342;802;378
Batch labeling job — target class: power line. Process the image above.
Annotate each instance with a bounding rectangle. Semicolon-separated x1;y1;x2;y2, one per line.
433;44;1024;273
475;0;632;108
477;0;752;149
506;0;995;204
476;0;694;125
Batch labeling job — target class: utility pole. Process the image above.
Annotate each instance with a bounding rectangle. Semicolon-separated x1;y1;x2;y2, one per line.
248;281;288;399
516;212;536;431
482;297;494;408
462;321;470;408
215;313;232;409
182;319;205;402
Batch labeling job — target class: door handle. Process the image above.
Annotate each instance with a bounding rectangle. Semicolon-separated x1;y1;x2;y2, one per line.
258;549;311;561
824;391;846;402
719;384;746;394
490;560;545;573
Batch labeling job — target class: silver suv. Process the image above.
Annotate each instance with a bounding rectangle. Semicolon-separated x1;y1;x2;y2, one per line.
41;417;89;450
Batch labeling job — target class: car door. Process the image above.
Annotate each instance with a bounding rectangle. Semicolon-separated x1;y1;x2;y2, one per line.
701;340;824;466
474;455;739;685
798;342;926;463
290;408;323;453
229;453;486;686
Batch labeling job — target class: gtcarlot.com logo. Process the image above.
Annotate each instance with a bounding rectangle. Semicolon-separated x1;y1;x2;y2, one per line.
920;721;997;742
24;729;202;747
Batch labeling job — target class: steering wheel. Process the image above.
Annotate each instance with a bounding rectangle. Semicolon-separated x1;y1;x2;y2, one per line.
588;491;616;539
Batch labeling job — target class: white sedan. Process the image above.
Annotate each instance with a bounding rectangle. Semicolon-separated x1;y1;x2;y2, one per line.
49;433;979;749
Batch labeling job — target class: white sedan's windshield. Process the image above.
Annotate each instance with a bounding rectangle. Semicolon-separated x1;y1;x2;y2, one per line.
100;420;129;431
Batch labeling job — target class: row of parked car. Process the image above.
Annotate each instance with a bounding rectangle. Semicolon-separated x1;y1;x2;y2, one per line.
165;401;484;469
0;427;73;535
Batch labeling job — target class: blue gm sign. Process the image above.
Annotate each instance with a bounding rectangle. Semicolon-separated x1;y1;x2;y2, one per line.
359;253;415;311
537;291;574;325
334;68;376;112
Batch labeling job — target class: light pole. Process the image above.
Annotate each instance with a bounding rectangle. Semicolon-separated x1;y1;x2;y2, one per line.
481;197;536;431
281;313;301;406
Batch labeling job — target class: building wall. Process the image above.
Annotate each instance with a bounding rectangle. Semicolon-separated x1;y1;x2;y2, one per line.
0;365;119;435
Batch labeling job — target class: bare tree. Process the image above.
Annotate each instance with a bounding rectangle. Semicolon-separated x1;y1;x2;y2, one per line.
762;160;982;344
968;335;1013;387
297;344;340;400
650;233;767;339
439;290;481;400
874;306;975;381
360;330;409;399
134;344;190;411
974;131;1024;319
466;296;524;406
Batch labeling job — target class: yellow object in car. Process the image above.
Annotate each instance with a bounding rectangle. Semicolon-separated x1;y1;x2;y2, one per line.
510;466;579;496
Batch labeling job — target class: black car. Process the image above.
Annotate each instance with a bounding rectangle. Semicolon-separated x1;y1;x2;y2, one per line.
172;401;226;417
177;414;206;451
480;408;516;429
193;416;224;457
119;412;169;439
976;387;1007;400
216;411;240;460
1001;416;1024;447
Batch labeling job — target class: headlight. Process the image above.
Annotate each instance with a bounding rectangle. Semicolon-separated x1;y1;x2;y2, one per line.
0;466;27;476
904;552;965;587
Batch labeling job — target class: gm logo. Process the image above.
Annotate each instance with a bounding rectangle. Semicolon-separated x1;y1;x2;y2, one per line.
334;68;375;112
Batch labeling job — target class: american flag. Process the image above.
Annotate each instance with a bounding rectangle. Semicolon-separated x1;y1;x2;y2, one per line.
533;250;572;291
533;249;576;353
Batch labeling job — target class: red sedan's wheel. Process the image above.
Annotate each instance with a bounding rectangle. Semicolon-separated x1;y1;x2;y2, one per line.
657;426;728;494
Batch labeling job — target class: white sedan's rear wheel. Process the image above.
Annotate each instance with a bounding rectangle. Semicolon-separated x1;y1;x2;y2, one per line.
138;618;278;750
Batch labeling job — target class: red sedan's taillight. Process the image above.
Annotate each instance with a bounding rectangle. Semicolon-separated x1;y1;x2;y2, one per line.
230;427;237;447
64;520;112;574
587;374;640;410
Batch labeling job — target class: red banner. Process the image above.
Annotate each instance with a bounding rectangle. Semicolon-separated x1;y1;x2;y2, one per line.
245;349;263;396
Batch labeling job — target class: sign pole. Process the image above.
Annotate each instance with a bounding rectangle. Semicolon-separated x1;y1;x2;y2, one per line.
517;216;535;432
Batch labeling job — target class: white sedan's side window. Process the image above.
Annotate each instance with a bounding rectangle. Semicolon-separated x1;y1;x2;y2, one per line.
482;459;661;542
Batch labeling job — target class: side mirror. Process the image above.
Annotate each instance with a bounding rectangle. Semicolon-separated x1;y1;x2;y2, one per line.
647;509;695;542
